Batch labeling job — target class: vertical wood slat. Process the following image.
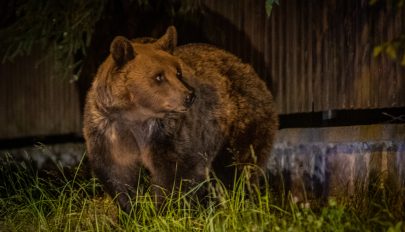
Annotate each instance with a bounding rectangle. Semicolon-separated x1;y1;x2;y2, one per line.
331;0;338;110
341;0;349;109
318;1;330;109
281;1;288;114
257;0;266;82
382;4;390;109
362;0;371;109
307;0;314;112
270;2;279;106
291;0;298;113
314;0;322;112
399;4;405;107
394;2;404;107
297;0;303;112
285;1;291;114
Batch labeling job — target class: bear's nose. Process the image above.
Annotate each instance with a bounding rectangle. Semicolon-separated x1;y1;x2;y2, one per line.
184;92;196;108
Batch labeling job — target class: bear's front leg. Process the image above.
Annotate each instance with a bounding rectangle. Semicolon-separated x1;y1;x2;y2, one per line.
102;164;141;214
149;159;209;210
90;149;141;215
86;125;142;215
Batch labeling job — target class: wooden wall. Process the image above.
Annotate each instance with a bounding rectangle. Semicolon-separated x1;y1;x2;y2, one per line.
0;0;404;139
203;0;405;114
0;49;81;139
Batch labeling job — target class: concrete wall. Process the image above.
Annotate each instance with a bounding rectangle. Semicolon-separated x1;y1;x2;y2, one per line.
1;123;404;200
270;124;405;201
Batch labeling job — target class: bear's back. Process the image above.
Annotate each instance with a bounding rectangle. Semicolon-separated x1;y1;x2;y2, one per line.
175;43;275;116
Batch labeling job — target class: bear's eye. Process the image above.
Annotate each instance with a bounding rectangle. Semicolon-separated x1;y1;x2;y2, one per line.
155;73;165;83
176;69;182;79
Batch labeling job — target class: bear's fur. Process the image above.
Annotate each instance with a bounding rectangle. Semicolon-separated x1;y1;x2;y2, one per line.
83;26;278;213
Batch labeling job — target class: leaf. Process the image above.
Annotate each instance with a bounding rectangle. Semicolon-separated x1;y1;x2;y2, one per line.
369;0;378;5
265;0;274;17
386;44;397;60
265;0;280;17
373;46;383;57
387;222;403;232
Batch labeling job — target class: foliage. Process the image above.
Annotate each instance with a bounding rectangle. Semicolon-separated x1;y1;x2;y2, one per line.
369;0;405;7
265;0;280;17
371;0;405;66
0;0;280;81
0;0;107;80
0;0;203;81
0;152;404;231
373;35;405;65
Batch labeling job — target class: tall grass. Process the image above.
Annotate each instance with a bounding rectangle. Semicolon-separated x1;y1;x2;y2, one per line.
0;153;403;232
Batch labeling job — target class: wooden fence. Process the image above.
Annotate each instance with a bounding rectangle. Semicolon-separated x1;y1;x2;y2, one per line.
0;0;404;139
0;50;81;139
203;0;405;114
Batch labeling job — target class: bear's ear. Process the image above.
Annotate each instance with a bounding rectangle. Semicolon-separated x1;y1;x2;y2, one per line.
154;26;177;54
110;36;135;67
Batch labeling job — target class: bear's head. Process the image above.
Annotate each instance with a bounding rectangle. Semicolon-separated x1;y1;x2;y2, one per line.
105;26;196;121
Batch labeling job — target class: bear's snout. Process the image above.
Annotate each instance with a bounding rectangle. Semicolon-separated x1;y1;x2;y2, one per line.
184;91;196;108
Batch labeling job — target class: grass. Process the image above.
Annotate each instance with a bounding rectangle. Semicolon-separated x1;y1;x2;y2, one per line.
0;153;404;232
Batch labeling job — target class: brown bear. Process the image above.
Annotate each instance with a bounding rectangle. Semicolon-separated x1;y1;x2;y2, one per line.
83;26;278;214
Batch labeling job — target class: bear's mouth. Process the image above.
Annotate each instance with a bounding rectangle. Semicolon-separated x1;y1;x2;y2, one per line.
163;103;191;114
168;107;189;114
158;105;190;116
